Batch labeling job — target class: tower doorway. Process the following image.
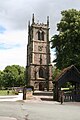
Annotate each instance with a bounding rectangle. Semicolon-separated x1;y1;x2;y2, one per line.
39;82;44;91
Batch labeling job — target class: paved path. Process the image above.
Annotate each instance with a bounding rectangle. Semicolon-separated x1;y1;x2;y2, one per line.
23;102;80;120
0;93;80;120
0;93;23;101
0;101;79;120
0;93;23;120
0;116;17;120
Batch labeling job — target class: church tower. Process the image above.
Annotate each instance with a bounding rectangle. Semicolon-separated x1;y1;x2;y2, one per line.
26;14;52;91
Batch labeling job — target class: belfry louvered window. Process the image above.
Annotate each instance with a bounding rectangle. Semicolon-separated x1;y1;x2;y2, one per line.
38;31;44;41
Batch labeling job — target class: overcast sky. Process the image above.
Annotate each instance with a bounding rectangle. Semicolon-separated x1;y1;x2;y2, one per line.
0;0;80;70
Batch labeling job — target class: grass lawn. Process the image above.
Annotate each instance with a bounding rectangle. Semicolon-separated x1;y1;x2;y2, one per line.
0;90;15;96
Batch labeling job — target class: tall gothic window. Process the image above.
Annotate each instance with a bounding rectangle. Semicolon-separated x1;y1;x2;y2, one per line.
39;67;44;78
38;31;44;41
38;31;40;40
42;31;44;40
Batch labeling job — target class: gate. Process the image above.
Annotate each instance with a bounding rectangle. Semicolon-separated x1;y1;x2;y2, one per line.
64;90;80;102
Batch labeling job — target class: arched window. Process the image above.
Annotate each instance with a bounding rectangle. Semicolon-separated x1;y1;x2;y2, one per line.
38;31;44;41
38;31;40;40
42;31;44;40
39;67;44;78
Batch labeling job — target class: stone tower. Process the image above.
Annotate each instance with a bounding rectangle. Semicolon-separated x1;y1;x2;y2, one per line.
26;14;52;91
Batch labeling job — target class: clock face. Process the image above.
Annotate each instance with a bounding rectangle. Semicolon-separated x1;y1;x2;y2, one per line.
38;46;42;51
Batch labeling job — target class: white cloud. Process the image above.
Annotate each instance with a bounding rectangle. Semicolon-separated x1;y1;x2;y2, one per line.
0;30;27;70
0;0;80;70
0;30;27;45
0;46;26;70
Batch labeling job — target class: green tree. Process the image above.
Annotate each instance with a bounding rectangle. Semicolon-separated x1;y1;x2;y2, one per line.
3;65;25;88
12;65;25;75
12;65;25;86
3;65;18;87
17;73;25;86
52;67;61;80
2;72;15;87
0;71;4;88
51;9;80;70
